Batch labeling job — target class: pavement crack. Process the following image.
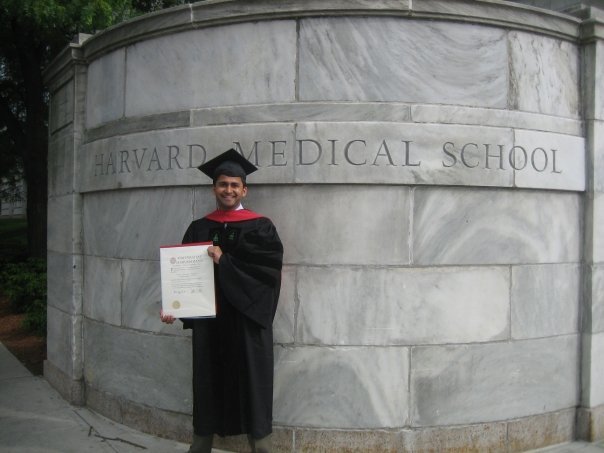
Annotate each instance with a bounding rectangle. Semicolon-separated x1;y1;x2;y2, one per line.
92;433;148;449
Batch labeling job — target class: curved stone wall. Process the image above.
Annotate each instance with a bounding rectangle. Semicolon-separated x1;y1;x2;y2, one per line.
44;1;604;451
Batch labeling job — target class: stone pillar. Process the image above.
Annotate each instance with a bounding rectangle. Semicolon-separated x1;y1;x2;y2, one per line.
43;34;90;404
578;5;604;442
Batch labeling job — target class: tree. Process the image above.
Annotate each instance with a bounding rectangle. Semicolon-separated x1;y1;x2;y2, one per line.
0;0;188;257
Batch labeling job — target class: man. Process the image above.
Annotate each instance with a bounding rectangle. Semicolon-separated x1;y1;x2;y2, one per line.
161;149;283;453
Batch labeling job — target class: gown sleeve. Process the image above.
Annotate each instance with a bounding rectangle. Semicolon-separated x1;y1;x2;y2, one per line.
218;218;283;329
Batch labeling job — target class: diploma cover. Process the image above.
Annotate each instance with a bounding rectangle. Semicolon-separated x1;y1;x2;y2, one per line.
160;242;216;318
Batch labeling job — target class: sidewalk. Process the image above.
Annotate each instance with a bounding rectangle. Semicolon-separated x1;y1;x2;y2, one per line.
1;341;603;453
0;341;190;452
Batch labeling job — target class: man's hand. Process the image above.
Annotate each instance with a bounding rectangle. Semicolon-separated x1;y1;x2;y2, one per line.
160;309;175;324
207;245;223;264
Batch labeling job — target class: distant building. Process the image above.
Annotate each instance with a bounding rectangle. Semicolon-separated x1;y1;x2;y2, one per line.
0;178;26;217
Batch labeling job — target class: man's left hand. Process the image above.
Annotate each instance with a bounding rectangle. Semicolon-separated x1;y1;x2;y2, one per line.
208;245;223;264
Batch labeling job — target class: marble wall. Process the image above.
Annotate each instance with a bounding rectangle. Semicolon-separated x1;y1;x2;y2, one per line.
44;1;604;451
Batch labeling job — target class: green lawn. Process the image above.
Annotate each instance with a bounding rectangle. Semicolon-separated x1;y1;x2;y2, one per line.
0;218;28;260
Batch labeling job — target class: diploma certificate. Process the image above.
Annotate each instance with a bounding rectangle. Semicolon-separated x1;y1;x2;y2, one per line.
160;242;216;318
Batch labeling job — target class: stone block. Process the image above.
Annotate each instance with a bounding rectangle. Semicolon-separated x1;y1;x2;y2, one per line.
594;192;604;264
410;335;579;426
577;404;604;442
507;409;575;452
584;332;604;407
297;266;509;345
590;120;604;193
44;359;85;406
47;251;82;315
299;17;508;107
49;79;73;133
509;31;579;118
82;4;192;61
191;102;412;127
413;188;582;265
511;263;580;339
85;48;125;128
83;255;122;326
410;0;579;39
592;265;604;333
78;124;295;192
48;127;75;197
85;110;190;143
583;41;604;121
47;305;82;379
403;422;507;453
120;396;192;443
213;428;293;453
295;428;403;453
513;130;585;191
411;104;582;136
121;259;189;335
124;21;296;118
83;319;192;413
47;194;81;254
245;185;411;265
273;346;409;428
82;188;195;260
273;266;296;344
292;121;515;188
597;41;604;121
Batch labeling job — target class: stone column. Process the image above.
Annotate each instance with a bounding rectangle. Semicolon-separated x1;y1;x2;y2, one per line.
578;5;604;442
43;34;89;405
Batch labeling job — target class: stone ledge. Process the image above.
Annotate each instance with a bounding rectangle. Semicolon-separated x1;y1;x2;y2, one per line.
43;359;85;406
578;404;604;441
82;104;583;142
72;0;581;65
86;385;193;443
73;382;579;452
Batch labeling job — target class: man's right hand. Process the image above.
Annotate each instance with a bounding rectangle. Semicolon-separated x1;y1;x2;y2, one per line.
160;309;175;324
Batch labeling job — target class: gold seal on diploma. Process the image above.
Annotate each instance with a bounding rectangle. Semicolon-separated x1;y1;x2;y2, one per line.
172;300;181;309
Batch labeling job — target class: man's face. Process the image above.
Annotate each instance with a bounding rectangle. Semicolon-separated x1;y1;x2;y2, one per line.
212;174;248;210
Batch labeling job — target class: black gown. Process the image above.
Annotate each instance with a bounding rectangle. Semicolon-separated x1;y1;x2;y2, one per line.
181;209;283;439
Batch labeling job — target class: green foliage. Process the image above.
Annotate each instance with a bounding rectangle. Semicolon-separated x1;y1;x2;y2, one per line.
0;258;47;335
0;217;27;260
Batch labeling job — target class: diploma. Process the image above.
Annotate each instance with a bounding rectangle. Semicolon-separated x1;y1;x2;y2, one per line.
160;242;216;318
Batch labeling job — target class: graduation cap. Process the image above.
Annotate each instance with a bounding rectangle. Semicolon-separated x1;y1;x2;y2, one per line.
198;149;258;184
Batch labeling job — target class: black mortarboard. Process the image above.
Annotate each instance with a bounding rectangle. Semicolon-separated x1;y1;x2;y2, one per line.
198;148;258;184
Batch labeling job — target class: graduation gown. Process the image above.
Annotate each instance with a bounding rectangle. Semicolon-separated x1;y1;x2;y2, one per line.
181;209;283;439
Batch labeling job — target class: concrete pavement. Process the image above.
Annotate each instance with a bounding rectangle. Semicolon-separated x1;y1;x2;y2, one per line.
0;341;190;452
1;341;603;453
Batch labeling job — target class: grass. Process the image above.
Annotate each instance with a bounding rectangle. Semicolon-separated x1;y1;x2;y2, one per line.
0;217;27;260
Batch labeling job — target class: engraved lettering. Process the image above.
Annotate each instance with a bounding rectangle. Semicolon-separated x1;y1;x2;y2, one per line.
234;141;260;166
148;147;163;171
106;151;116;174
531;147;548;172
461;143;479;168
120;150;131;173
269;141;287;166
298;139;322;165
133;148;147;170
168;145;183;170
372;140;395;166
344;140;367;166
188;144;206;168
95;153;105;176
551;149;562;174
485;144;505;170
402;140;420;167
328;139;339;166
442;142;457;168
509;146;527;171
